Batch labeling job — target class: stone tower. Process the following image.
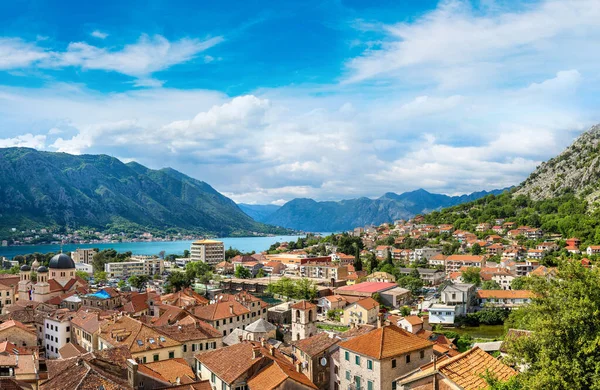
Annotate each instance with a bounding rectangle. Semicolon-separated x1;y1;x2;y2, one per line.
291;300;317;341
18;264;32;301
33;266;50;302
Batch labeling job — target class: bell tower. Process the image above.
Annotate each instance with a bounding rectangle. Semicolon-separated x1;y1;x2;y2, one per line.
291;300;317;341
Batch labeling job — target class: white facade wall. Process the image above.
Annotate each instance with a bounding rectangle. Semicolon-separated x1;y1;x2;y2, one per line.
44;318;71;359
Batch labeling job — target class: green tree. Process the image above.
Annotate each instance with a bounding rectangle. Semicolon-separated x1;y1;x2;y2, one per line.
482;280;501;290
461;267;481;286
117;280;126;289
295;278;318;300
471;243;482;255
256;268;266;278
94;271;108;283
165;271;192;292
385;251;393;266
183;249;190;258
186;261;213;294
76;270;90;281
510;277;528;290
353;245;363;271
235;265;251;279
504;261;600;389
398;275;423;296
128;275;149;290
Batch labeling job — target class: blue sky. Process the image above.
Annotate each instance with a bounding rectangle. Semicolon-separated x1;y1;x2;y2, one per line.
1;0;599;204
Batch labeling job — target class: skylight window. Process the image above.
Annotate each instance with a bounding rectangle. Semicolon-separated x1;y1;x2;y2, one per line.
137;340;143;346
149;338;155;344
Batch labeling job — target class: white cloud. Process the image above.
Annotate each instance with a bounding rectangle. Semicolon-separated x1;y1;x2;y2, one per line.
0;34;224;86
91;30;109;39
52;34;224;78
344;0;600;85
1;1;599;204
0;38;50;69
0;133;46;149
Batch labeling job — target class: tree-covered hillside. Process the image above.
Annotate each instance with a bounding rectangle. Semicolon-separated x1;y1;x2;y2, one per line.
423;190;600;246
0;148;288;237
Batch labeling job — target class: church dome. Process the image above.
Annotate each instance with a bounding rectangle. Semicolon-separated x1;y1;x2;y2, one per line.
48;253;75;269
37;266;48;273
32;259;40;268
20;264;31;272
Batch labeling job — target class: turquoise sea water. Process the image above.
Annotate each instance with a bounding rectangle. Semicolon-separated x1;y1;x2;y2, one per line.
0;234;313;259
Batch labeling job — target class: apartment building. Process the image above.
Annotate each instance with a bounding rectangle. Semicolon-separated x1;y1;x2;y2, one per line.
192;293;268;337
104;261;145;278
71;248;97;264
337;325;433;390
300;260;348;280
43;309;74;359
411;247;442;263
445;255;486;273
98;315;182;363
131;255;164;276
70;309;109;352
190;240;225;265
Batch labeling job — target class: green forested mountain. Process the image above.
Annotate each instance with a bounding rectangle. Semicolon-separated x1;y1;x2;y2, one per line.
261;188;508;232
0;148;286;236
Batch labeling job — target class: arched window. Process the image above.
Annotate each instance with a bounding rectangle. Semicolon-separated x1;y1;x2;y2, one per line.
296;310;301;322
308;310;313;322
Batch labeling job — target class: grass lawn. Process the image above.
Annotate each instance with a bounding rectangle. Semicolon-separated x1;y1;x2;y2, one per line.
317;324;350;332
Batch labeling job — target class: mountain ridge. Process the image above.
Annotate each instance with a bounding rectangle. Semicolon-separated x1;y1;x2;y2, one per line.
516;124;600;203
0;147;286;236
249;188;509;231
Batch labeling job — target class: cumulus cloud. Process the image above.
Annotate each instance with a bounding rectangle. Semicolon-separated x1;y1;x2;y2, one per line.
0;133;46;149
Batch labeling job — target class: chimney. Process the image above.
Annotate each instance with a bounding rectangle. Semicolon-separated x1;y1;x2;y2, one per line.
252;345;261;359
377;313;383;329
260;338;265;347
127;359;138;389
229;304;234;315
269;345;275;356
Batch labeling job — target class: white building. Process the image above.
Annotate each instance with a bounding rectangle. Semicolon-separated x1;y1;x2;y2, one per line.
428;304;459;325
75;262;94;275
190;240;225;265
43;310;73;359
104;261;144;278
412;247;442;263
71;248;97;264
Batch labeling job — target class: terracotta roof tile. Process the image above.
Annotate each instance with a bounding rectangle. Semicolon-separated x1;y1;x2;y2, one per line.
290;300;316;310
338;325;433;360
140;358;195;384
292;332;338;357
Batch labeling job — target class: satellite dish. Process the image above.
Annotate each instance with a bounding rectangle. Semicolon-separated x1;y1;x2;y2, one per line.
320;357;327;366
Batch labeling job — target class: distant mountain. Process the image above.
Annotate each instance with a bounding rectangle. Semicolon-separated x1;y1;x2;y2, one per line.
238;204;281;222
0;148;287;236
516;124;600;202
261;188;509;231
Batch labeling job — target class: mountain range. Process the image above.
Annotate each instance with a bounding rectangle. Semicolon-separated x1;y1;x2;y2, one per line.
240;188;509;232
0;148;286;236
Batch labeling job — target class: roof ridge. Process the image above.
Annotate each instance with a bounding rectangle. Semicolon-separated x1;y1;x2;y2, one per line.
73;362;92;390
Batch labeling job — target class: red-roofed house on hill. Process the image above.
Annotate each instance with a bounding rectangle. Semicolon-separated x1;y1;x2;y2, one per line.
338;325;433;390
335;282;411;308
